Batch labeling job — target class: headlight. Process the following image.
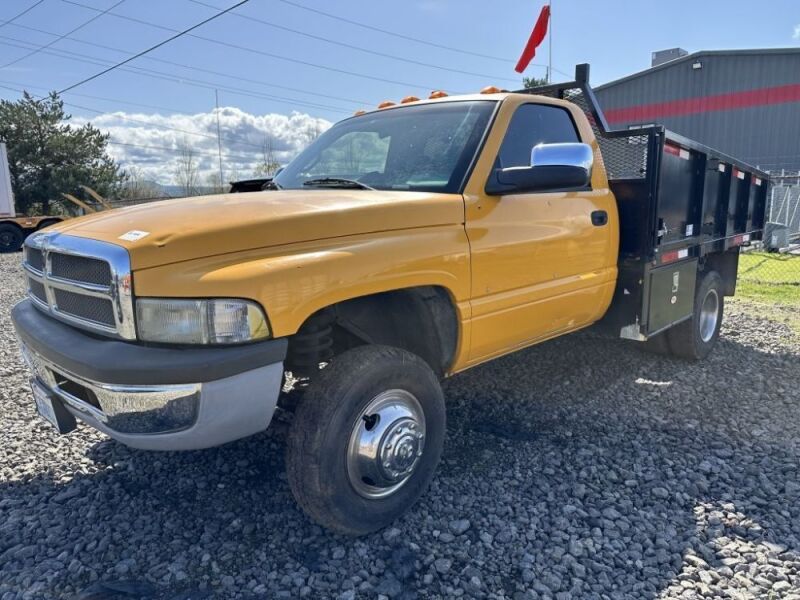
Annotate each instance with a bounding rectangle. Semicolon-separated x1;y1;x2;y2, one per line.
136;298;270;344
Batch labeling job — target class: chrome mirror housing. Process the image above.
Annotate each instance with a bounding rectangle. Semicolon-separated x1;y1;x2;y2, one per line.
530;142;594;176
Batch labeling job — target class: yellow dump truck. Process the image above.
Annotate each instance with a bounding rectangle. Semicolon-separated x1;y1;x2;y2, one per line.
12;65;768;534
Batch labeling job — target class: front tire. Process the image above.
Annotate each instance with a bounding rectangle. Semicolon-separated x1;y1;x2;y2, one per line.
286;345;445;535
667;270;724;360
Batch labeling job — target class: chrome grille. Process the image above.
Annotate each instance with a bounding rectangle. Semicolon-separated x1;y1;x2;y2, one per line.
51;253;111;286
53;289;116;327
28;277;47;304
25;247;45;272
22;233;136;340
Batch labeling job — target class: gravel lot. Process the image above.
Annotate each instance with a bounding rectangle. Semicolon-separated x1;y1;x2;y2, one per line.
2;251;799;600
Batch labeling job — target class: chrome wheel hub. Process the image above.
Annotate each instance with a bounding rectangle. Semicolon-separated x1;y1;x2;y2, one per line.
347;389;426;499
699;288;719;343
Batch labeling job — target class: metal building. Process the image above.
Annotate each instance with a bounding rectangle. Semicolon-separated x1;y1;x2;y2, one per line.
595;48;800;174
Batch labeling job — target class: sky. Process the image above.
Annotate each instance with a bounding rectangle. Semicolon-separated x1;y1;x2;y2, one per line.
0;0;798;186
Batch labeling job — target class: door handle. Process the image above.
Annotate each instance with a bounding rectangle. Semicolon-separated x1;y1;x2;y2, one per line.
591;210;608;226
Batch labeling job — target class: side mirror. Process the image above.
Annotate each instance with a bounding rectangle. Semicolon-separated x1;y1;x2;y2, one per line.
485;142;593;195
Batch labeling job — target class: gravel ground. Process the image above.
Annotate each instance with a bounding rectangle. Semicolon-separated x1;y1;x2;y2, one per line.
1;251;799;600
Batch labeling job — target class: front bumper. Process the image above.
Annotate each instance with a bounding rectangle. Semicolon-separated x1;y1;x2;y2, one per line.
12;299;287;451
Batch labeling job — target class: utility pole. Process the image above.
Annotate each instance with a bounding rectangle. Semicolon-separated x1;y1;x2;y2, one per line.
215;89;224;189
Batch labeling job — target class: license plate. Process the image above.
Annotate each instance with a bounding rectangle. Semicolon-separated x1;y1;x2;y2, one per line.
30;379;75;433
32;380;59;428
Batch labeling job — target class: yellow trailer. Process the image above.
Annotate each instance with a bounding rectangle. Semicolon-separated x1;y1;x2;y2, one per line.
0;142;64;252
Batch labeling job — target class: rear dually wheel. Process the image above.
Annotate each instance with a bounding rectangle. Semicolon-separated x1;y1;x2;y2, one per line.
666;270;724;360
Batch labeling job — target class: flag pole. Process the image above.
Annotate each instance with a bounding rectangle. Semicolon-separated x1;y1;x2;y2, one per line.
548;0;552;83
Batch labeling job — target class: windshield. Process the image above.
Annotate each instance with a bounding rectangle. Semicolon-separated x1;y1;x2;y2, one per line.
274;101;496;193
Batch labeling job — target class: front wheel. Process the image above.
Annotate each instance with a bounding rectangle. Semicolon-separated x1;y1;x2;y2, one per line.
285;345;445;535
667;270;724;360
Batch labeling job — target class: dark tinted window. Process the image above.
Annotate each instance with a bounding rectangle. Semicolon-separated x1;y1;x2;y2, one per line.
497;104;580;168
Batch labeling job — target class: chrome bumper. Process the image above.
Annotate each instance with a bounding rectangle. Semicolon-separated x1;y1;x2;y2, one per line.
19;342;284;451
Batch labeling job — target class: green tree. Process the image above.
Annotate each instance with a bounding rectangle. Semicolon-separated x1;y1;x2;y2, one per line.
523;76;549;89
0;91;125;215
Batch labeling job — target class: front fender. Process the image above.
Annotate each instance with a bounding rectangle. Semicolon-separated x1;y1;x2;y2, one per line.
133;225;471;338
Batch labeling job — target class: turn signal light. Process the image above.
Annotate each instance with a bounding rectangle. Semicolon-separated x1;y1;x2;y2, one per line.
400;95;420;104
429;90;448;99
480;85;503;94
377;100;396;109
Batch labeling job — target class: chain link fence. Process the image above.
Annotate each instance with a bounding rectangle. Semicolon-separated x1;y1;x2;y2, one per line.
764;172;800;246
739;173;800;305
736;172;800;305
738;248;800;304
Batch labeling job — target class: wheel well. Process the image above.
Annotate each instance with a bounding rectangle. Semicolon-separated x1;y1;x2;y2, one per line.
0;220;24;232
286;286;459;378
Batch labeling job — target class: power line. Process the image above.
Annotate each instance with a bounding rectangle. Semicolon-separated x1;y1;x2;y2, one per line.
189;0;521;84
1;0;124;69
0;37;350;113
57;0;251;94
0;36;353;113
0;0;45;31
275;0;508;62
272;0;572;77
59;0;447;92
0;78;196;115
6;21;370;105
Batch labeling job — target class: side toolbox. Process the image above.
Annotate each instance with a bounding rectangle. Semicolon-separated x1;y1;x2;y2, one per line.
644;259;698;335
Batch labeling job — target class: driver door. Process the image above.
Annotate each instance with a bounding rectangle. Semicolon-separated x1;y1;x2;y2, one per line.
463;100;618;364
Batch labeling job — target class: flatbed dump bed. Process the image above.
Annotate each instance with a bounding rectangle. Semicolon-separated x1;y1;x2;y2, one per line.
525;65;769;340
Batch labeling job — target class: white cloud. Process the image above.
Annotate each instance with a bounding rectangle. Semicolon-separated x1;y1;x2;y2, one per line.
794;23;800;39
72;107;332;185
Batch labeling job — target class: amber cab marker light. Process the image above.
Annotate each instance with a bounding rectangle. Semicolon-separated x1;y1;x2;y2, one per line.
353;110;366;116
428;90;448;99
480;85;503;94
377;100;396;109
400;95;420;104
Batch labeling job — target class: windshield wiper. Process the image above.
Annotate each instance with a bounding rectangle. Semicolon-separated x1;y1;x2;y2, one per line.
302;177;374;190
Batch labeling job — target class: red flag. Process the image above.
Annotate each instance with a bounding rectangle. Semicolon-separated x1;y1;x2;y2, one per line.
515;5;550;73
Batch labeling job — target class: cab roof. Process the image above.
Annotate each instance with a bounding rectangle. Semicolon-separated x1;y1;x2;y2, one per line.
347;91;569;120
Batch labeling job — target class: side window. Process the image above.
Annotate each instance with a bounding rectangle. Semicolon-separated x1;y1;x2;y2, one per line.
496;104;580;168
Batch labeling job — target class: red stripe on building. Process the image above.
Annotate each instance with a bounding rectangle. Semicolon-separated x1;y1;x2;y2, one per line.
605;83;800;124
